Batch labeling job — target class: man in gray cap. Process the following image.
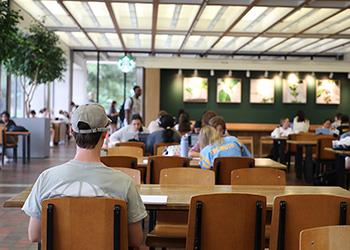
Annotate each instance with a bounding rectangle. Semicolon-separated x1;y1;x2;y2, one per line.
22;104;147;247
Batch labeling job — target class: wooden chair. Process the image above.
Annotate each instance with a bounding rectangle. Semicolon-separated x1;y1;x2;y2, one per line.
147;156;189;184
0;125;18;165
213;156;255;185
231;168;286;186
315;136;336;176
100;156;138;168
259;136;273;157
146;168;215;249
186;193;266;250
269;194;350;250
41;197;128;250
153;142;179;156
108;141;145;157
113;167;141;185
237;136;254;156
300;225;350;250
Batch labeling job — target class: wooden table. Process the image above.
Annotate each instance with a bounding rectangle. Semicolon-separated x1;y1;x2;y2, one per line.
4;185;350;209
325;148;350;188
136;157;287;170
6;131;31;164
287;140;317;182
269;136;288;164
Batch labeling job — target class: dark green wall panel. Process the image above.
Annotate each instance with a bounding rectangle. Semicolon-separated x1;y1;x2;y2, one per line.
160;69;350;124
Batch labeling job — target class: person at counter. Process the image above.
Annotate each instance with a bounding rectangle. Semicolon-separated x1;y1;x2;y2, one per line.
271;118;293;138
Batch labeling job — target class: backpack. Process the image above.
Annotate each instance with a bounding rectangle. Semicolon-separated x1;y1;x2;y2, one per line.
119;97;133;124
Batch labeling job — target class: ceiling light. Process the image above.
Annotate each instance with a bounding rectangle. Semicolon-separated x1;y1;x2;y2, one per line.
279;71;283;78
311;72;315;77
210;70;215;76
348;73;350;79
194;69;198;76
228;70;232;77
246;70;250;78
178;69;182;76
264;71;268;78
329;72;333;79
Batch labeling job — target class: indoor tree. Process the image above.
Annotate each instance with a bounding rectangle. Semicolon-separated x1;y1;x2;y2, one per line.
5;22;66;117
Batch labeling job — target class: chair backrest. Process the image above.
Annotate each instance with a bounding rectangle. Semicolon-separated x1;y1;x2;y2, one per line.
0;125;6;145
186;193;266;250
41;197;128;250
288;133;318;154
300;225;350;250
231;168;286;185
147;156;190;184
317;136;336;160
213;157;255;185
237;136;254;156
114;167;141;185
100;156;138;169
160;168;215;185
154;142;179;156
108;143;144;157
270;194;350;250
259;136;273;157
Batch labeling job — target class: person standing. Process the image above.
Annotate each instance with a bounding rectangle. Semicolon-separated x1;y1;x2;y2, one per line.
124;85;142;125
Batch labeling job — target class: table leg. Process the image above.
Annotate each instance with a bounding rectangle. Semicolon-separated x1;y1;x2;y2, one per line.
304;145;313;183
27;135;30;162
279;140;287;164
22;135;26;164
336;154;346;188
272;140;279;161
148;209;156;232
295;145;303;179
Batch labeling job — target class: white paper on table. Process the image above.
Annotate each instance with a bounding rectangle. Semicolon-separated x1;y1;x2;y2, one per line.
141;195;168;204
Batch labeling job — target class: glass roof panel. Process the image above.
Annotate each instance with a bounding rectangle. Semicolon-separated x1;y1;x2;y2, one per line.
122;34;151;49
112;3;152;29
194;5;246;32
298;39;349;53
41;1;76;27
328;44;350;53
240;37;286;52
155;35;186;49
184;36;218;50
158;4;200;30
14;0;55;26
305;9;350;34
211;36;251;51
270;8;339;33
55;31;93;48
71;32;94;47
89;33;121;48
234;7;293;32
269;38;319;52
341;29;350;35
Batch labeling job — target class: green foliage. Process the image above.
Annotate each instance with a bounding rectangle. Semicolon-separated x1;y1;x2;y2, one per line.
5;22;66;84
0;1;22;62
218;89;231;102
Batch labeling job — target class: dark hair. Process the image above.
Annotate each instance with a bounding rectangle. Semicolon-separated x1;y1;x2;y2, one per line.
30;110;36;115
159;114;176;142
1;111;10;118
131;114;143;123
209;116;226;131
201;110;217;126
341;115;349;124
335;113;343;120
73;122;103;149
323;118;332;124
111;101;116;106
194;120;202;129
178;113;191;134
296;110;305;122
133;85;141;92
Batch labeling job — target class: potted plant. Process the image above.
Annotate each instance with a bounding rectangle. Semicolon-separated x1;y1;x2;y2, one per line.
5;22;66;117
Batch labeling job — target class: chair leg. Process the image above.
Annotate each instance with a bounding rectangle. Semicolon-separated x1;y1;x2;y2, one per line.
13;147;17;163
1;147;5;165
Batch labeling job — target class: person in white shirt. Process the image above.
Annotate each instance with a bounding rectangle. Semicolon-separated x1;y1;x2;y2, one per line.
293;110;310;133
110;114;148;145
124;86;142;125
148;110;168;134
271;118;293;138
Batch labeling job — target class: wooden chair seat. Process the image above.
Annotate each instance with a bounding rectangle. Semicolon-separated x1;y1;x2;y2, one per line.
148;224;187;238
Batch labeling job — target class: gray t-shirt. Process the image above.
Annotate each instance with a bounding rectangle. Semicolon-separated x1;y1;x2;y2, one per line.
22;160;147;224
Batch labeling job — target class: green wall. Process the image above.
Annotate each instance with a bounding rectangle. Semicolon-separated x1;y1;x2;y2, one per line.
160;69;350;124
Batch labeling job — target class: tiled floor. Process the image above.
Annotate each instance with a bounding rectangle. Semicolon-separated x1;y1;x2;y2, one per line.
0;142;307;249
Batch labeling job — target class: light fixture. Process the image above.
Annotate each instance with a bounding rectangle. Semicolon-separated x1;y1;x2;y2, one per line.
329;72;333;79
228;70;232;77
246;70;250;78
210;69;215;76
264;71;268;78
348;72;350;79
279;71;283;77
194;69;198;76
178;69;182;76
311;72;315;77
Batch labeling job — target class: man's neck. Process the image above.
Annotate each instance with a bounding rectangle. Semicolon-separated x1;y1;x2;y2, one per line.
74;147;101;163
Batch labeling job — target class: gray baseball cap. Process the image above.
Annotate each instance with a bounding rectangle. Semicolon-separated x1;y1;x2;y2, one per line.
71;104;111;134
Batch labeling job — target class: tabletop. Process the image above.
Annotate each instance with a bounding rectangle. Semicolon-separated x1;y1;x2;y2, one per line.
5;185;349;209
325;147;350;156
287;140;317;145
6;131;31;135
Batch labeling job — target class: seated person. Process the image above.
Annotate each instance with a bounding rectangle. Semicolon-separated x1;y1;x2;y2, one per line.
315;118;339;136
146;114;181;155
338;115;350;136
271;118;293;138
22;104;146;246
29;110;36;118
109;114;148;145
332;113;342;129
0;111;18;144
199;126;251;170
293;110;310;133
189;110;217;157
147;110;168;134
